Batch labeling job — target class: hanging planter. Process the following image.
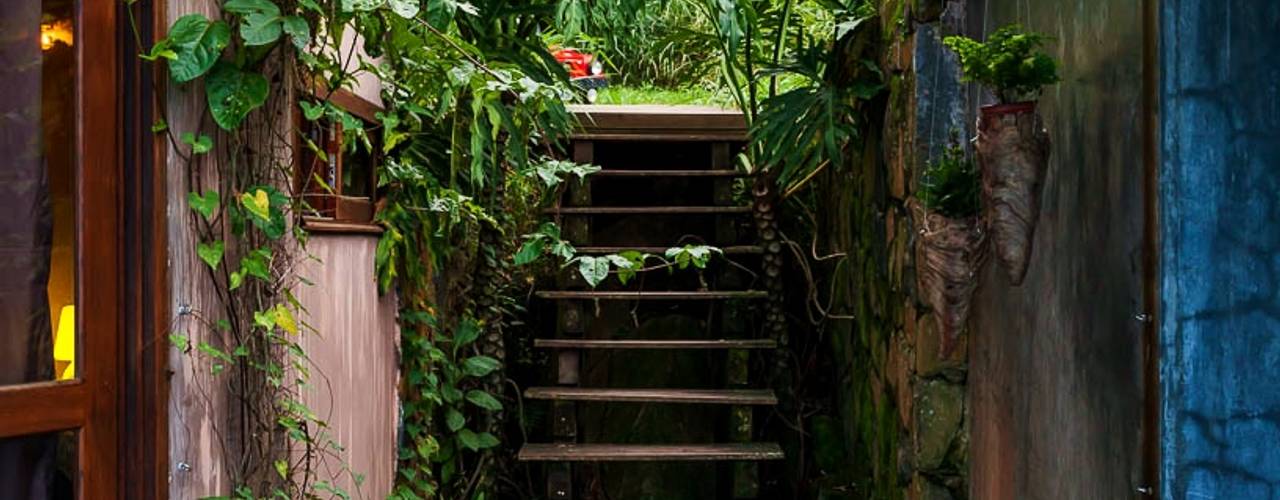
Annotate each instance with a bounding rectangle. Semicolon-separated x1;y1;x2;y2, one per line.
945;24;1061;285
912;141;984;356
976;102;1049;284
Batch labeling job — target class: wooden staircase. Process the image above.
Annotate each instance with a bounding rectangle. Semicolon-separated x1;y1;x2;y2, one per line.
519;105;783;499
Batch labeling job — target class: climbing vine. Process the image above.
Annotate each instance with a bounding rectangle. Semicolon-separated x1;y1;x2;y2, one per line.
136;0;889;497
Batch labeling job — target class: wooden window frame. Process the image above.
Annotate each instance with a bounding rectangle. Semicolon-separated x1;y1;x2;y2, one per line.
296;85;385;235
0;2;124;497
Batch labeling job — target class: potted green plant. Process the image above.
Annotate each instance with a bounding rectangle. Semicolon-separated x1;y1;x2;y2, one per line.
944;24;1059;285
911;140;984;356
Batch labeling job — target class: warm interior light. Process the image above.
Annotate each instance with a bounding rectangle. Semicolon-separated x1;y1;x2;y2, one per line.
41;20;74;51
54;305;75;379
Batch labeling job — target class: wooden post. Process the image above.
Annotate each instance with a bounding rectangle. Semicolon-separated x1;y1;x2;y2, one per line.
547;139;594;500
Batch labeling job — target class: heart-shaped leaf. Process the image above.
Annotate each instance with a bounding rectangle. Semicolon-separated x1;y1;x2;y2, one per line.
577;256;610;288
206;62;269;130
253;309;277;330
188;190;220;220
182;132;213;154
387;0;420;18
465;390;502;411
281;16;311;48
166;14;230;82
196;240;224;270
342;0;384;12
241;12;284;46
274;304;298;335
462;356;501;378
241;189;272;221
240;247;272;281
445;408;466;432
513;238;544;266
229;270;244;290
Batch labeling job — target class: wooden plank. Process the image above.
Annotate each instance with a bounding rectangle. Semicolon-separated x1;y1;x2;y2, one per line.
0;382;87;438
296;236;400;499
302;218;385;235
589;170;745;177
536;290;767;300
525;388;777;405
544;206;751;215
568;105;747;141
534;339;776;350
574;245;762;255
518;443;784;462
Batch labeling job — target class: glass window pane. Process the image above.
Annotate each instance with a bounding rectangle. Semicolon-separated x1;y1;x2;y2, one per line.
0;0;78;387
0;431;77;500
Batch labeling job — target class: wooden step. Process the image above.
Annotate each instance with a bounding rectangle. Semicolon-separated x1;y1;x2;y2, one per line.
590;169;746;178
535;339;777;350
526;387;777;405
535;290;767;300
573;245;762;255
544;206;751;215
518;443;784;462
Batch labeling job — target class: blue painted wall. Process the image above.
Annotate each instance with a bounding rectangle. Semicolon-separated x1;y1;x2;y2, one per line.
1160;1;1280;498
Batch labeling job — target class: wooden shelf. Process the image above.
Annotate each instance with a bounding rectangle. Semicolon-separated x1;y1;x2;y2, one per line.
518;443;784;462
525;387;777;405
534;339;776;350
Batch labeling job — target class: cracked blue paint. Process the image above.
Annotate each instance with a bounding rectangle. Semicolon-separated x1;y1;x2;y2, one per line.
1160;1;1280;498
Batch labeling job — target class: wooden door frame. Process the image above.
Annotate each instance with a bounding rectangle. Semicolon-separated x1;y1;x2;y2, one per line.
121;0;170;497
0;1;169;498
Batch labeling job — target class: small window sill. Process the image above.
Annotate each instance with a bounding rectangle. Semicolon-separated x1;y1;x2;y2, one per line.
302;217;384;236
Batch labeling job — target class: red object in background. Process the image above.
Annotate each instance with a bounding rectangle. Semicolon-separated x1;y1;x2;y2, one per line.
553;47;597;79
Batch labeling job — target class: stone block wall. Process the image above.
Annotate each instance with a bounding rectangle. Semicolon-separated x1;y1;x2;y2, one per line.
822;1;971;498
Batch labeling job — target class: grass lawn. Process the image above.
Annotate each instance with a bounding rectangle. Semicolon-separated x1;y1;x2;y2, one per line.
594;85;739;108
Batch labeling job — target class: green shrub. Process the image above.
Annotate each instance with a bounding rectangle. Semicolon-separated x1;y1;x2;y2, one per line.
943;24;1060;103
919;141;980;219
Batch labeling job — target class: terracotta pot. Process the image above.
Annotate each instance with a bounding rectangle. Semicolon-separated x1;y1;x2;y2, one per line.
910;200;985;357
976;102;1050;285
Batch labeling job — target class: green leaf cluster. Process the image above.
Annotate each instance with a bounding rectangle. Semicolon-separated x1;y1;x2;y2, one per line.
919;140;980;219
943;24;1061;103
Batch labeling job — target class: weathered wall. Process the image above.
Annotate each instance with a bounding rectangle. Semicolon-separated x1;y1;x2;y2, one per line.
166;1;234;494
164;2;397;497
818;2;973;498
296;234;400;499
963;0;1151;498
1159;1;1280;498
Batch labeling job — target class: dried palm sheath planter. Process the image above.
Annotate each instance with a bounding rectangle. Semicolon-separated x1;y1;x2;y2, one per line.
911;200;985;356
976;102;1050;285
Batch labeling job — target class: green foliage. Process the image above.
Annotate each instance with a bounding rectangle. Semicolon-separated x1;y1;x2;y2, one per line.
206;62;270;130
943;24;1061;103
165;14;230;82
528;158;601;188
919;140;980;218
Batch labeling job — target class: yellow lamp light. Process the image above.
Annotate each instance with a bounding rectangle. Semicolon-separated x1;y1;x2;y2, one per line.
54;305;75;380
40;20;74;51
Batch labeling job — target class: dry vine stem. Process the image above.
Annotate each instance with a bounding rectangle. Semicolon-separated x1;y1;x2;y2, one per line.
910;199;985;357
976;103;1050;285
